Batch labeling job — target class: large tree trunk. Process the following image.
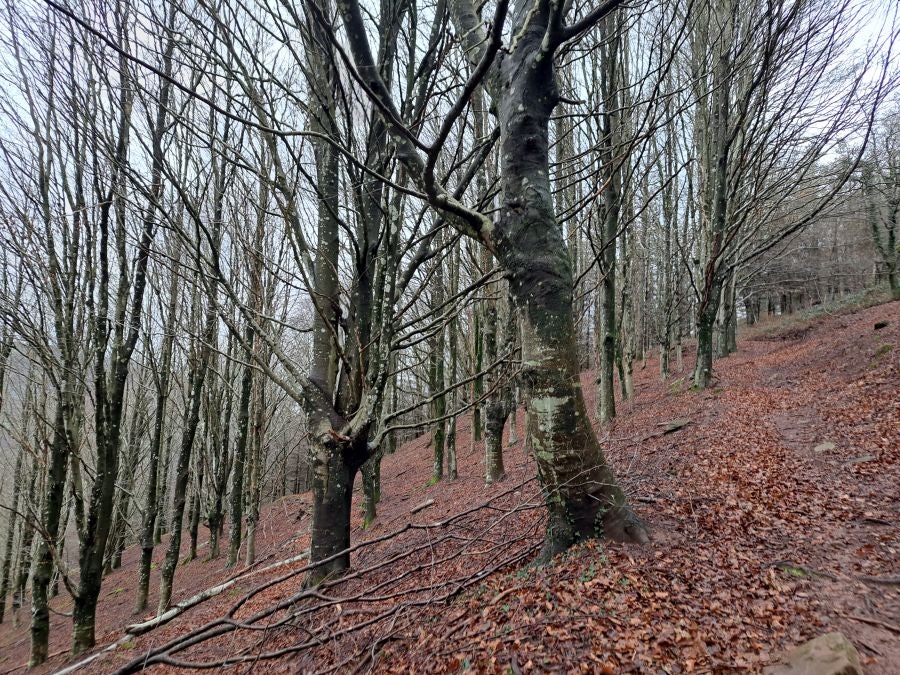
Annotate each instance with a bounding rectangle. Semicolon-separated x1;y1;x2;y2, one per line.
336;0;646;564
491;1;646;558
307;438;363;584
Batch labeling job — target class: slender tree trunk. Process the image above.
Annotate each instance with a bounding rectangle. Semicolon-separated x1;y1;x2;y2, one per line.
446;246;460;477
692;7;731;389
717;270;737;357
207;359;233;560
158;294;216;614
227;324;255;567
154;432;172;544
135;242;179;613
596;14;622;424
30;404;70;665
12;451;38;628
0;447;24;623
483;298;507;483
244;382;265;566
694;310;716;388
187;452;205;563
108;404;143;573
361;449;383;527
429;255;446;482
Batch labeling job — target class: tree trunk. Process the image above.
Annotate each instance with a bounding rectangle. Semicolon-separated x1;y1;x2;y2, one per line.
108;405;143;573
717;270;736;357
307;439;362;585
596;14;622;424
244;382;265;566
227;324;255;568
694;309;716;389
158;293;215;614
361;449;382;528
154;432;173;544
490;1;646;558
30;404;69;665
187;453;205;563
484;400;508;483
0;447;24;623
428;231;447;483
446;246;460;477
336;0;647;563
135;246;179;613
12;451;38;628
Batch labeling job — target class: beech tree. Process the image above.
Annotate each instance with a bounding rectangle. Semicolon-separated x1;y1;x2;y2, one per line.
863;105;900;299
0;0;896;663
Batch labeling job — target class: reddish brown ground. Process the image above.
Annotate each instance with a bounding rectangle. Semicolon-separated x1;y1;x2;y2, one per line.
1;299;897;674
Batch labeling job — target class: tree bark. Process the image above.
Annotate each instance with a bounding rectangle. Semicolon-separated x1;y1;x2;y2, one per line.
487;0;646;557
30;404;70;665
157;290;216;614
0;447;24;623
135;240;180;613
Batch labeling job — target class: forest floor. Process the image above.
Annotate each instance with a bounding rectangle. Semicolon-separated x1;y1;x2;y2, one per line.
1;297;897;674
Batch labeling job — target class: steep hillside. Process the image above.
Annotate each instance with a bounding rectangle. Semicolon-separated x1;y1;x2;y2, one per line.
1;300;897;674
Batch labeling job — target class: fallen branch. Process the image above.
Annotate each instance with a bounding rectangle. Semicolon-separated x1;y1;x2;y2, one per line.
126;551;309;635
51;637;131;675
410;499;435;514
858;575;900;586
